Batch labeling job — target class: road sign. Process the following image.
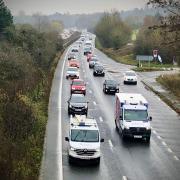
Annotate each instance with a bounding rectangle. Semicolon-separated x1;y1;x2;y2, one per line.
136;55;153;61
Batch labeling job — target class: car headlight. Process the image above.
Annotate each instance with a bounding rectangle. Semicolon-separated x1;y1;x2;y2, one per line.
124;125;129;130
96;148;100;152
72;87;76;90
146;126;151;130
69;104;72;108
82;87;85;90
70;147;76;151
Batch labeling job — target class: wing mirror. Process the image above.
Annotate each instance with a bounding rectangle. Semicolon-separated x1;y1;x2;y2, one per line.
65;137;69;141
100;138;104;142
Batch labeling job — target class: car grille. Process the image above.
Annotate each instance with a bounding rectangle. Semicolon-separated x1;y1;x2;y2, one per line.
75;149;96;156
129;127;146;135
127;79;133;81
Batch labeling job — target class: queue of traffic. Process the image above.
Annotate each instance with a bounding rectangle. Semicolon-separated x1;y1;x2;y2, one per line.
64;32;152;165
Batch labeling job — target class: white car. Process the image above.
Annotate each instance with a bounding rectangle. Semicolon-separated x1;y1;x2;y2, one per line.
66;67;79;79
123;71;137;85
65;115;104;164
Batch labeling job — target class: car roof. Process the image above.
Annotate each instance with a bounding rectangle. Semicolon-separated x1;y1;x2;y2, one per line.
71;94;85;98
73;79;84;82
105;79;117;83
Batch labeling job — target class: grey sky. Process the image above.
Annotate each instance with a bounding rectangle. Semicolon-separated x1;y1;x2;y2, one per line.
5;0;148;15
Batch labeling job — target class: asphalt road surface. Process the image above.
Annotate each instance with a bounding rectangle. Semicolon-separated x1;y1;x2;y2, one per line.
43;40;180;180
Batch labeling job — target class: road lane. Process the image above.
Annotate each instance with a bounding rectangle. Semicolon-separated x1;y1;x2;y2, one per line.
60;41;180;180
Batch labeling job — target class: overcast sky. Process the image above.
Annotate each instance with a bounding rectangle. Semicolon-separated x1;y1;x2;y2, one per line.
5;0;148;15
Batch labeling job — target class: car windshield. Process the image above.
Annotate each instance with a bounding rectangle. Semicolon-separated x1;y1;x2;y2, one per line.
67;68;78;72
95;66;103;70
124;110;148;121
70;95;86;103
71;129;99;142
91;58;98;62
72;81;84;86
106;80;117;85
125;72;136;76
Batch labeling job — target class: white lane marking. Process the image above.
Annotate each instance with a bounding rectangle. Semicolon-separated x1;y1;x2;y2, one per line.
162;141;167;146
93;101;97;106
157;135;162;140
99;116;103;122
89;90;92;94
152;130;157;134
108;140;113;151
122;176;128;180
57;46;71;179
167;148;173;153
174;156;179;161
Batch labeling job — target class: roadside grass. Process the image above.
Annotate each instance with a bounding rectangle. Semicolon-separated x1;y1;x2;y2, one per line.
156;73;180;101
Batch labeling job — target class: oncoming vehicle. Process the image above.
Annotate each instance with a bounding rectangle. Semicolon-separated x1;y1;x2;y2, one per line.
103;80;119;94
124;71;137;85
67;94;88;116
115;93;152;142
65;115;104;164
93;64;105;76
71;46;79;53
71;79;86;95
66;67;79;79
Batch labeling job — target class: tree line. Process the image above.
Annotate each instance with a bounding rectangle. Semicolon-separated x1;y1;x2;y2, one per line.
0;0;63;179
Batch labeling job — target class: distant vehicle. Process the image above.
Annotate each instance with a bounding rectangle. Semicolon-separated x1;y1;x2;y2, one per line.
71;79;86;95
103;80;119;94
84;40;93;48
66;67;79;79
68;53;77;60
123;71;137;85
87;53;93;62
84;46;92;55
69;59;80;68
65;115;104;164
93;64;105;76
71;46;79;53
89;58;99;68
115;93;152;142
67;94;88;116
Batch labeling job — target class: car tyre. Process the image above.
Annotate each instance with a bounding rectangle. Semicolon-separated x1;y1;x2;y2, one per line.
146;137;150;143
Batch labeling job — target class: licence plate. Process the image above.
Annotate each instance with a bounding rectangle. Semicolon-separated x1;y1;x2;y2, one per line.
134;135;142;138
75;109;81;111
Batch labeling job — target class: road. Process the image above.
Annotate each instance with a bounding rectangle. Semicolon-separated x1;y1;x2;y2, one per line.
41;39;180;180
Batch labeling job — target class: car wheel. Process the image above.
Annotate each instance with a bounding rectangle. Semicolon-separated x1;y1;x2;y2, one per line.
146;137;150;143
66;76;68;79
102;73;105;77
68;108;71;115
93;72;96;76
123;81;126;84
135;82;137;85
116;89;119;93
115;120;119;131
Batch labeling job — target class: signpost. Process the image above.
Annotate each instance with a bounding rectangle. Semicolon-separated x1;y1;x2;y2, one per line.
136;55;153;67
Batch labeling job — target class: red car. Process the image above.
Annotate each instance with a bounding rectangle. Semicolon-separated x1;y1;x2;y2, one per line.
69;59;80;68
87;53;92;62
70;79;86;95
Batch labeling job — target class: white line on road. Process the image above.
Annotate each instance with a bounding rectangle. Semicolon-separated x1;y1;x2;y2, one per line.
167;148;173;153
122;176;128;180
99;116;103;122
152;130;157;134
93;101;97;106
157;135;162;140
89;90;92;94
108;140;113;151
162;141;167;146
57;46;70;180
174;156;179;161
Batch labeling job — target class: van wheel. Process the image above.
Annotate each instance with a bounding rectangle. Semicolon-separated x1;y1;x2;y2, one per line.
95;158;100;165
115;120;119;131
